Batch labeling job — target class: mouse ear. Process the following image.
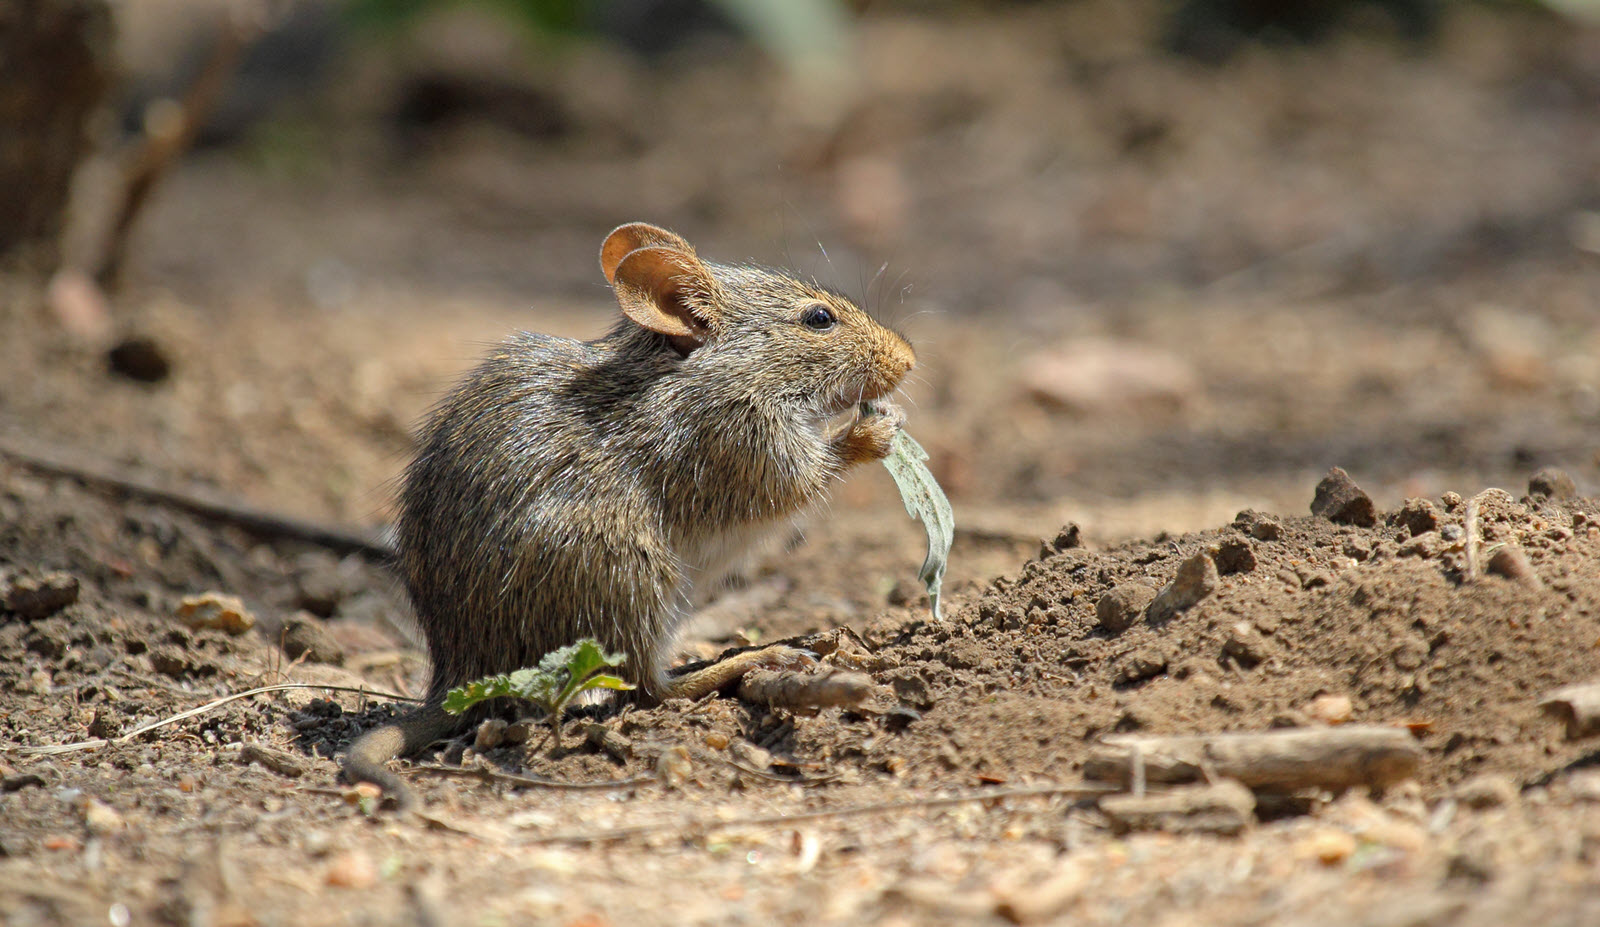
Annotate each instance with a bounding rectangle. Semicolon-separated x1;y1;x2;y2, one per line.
611;246;719;342
600;222;695;284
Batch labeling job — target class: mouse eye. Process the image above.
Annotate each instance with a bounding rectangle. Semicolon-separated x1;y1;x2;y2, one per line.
800;304;837;331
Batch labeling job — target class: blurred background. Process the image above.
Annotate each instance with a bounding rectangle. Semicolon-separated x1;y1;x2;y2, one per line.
3;0;1599;554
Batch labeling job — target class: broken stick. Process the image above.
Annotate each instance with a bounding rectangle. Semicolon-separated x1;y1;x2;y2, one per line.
1084;725;1422;792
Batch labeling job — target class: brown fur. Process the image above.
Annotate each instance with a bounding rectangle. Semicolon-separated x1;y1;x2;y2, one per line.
343;222;915;807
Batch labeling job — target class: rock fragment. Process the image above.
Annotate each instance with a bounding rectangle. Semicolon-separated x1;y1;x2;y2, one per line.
1311;467;1377;527
1145;552;1218;624
1096;583;1156;634
1231;509;1282;541
1395;498;1439;537
239;743;310;779
175;592;255;636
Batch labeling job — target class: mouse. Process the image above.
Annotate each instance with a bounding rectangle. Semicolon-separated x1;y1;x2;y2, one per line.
341;221;916;808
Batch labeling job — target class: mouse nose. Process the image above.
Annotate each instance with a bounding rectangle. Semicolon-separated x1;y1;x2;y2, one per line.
887;332;916;381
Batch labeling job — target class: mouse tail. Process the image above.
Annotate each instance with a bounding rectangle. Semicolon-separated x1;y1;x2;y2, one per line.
341;702;459;812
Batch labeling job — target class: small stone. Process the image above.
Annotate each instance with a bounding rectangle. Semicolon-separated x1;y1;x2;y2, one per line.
1343;537;1373;561
1302;829;1357;865
1145;553;1219;624
503;720;534;744
1115;647;1168;684
1440;524;1464;542
1397;532;1442;559
1096;583;1157;634
1311;468;1377;527
1528;467;1577;501
730;740;774;771
81;798;125;837
1440;491;1463;511
1395;498;1439;537
1213;537;1257;575
107;336;171;383
1221;622;1269;669
3;572;80;620
1306;693;1353;725
1486;546;1539;587
175;593;255;636
1453;773;1518;809
238;743;309;779
1232;509;1282;541
280;612;344;665
656;745;693;788
473;719;508;751
703;731;730;750
324;851;378;889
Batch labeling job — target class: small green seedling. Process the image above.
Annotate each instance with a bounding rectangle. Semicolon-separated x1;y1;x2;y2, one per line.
443;639;634;748
882;427;955;619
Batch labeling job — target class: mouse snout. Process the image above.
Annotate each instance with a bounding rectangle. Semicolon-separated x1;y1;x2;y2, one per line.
880;329;916;386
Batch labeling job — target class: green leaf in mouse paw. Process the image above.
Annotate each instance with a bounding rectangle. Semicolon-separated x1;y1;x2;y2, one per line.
882;430;954;619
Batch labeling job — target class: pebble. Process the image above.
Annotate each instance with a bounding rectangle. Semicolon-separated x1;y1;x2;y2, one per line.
81;798;125;837
1453;773;1518;809
1528;467;1577;501
1311;467;1377;527
1486;546;1540;587
3;572;80;620
175;592;255;636
1221;622;1270;669
1306;693;1353;725
1145;552;1218;624
238;743;309;779
1096;583;1157;634
474;719;509;751
1232;509;1282;541
1114;647;1168;685
1439;491;1464;511
280;612;345;665
1395;498;1439;537
324;851;378;889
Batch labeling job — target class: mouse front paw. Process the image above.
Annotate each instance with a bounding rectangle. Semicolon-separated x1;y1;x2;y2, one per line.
837;400;905;465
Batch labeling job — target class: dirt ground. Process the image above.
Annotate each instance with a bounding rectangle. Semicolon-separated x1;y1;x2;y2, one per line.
4;2;1600;925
